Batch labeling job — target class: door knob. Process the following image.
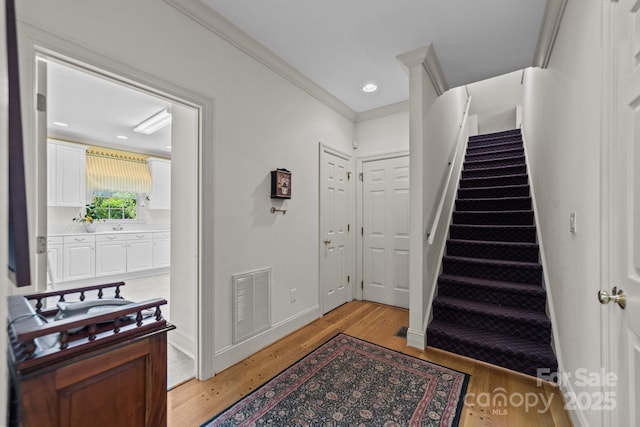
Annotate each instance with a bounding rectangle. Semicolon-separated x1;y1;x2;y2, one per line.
598;286;626;309
324;239;332;245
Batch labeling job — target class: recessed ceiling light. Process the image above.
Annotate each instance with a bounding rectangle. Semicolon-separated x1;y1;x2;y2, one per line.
116;135;128;140
53;121;68;127
362;83;378;93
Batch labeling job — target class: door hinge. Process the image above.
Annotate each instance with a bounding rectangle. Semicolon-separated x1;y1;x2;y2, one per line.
36;236;47;254
347;171;351;181
347;275;350;283
359;172;363;181
361;280;364;290
37;93;46;112
361;227;363;236
348;224;350;232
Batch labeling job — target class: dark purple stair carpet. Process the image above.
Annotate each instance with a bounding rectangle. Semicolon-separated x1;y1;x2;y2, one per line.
464;155;525;170
427;320;557;377
432;296;551;342
452;210;534;226
438;274;547;312
427;129;558;378
446;239;539;263
458;185;529;199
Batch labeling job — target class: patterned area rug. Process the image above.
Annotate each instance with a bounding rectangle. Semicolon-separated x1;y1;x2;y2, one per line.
202;334;469;426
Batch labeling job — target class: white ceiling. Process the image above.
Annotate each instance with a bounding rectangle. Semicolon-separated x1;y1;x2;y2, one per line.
47;60;172;157
200;0;548;113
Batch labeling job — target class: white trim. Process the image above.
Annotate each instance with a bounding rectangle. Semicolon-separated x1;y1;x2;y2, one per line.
356;101;409;123
397;44;449;96
520;126;565;378
355;151;410;302
407;328;426;349
559;376;589;427
214;304;321;373
532;0;569;68
164;0;356;122
17;23;217;380
169;329;196;359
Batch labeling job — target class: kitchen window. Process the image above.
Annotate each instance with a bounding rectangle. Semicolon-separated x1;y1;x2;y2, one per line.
93;191;138;220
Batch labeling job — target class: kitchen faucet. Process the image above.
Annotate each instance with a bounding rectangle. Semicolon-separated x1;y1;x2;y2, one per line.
112;223;123;231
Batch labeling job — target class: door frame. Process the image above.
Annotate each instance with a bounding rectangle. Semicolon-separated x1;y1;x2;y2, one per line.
318;143;354;314
17;24;216;379
355;151;409;302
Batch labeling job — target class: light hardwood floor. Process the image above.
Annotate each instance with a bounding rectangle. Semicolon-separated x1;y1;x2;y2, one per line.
168;301;573;426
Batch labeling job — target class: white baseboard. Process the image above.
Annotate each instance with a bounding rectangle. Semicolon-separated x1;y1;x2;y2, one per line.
558;380;588;427
407;328;426;349
168;329;195;358
215;305;321;373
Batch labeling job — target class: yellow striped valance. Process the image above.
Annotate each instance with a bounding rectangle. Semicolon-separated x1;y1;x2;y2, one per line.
86;147;152;194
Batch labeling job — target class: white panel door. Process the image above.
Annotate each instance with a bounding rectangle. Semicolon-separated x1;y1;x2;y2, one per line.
604;2;640;425
320;146;351;314
362;156;410;308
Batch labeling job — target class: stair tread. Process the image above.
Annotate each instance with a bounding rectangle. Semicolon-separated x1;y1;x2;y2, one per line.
447;239;538;249
433;295;550;324
466;147;524;158
444;255;541;269
460;173;528;182
427;319;556;361
463;164;525;173
456;196;531;202
467;141;523;152
465;154;525;165
459;184;529;192
439;274;545;294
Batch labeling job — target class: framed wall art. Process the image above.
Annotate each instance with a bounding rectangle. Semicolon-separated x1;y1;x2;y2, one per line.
271;169;291;199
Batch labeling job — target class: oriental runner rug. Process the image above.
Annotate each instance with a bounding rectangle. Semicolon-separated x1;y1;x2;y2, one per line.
203;333;469;426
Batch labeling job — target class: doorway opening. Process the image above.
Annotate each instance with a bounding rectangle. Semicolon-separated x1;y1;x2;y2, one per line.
37;55;199;389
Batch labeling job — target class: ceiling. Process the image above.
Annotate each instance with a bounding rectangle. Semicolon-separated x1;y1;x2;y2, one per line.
199;0;548;113
47;60;172;157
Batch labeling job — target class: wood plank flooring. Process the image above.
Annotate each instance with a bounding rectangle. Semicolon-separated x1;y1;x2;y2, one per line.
168;301;573;426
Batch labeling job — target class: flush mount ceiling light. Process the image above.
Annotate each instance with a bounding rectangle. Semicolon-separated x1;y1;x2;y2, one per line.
53;121;68;127
362;83;378;93
116;135;128;140
133;108;172;135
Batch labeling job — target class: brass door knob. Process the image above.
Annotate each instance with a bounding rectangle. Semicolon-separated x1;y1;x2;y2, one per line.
598;286;626;309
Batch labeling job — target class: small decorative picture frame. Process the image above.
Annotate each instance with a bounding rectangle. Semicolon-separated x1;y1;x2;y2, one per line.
271;168;292;199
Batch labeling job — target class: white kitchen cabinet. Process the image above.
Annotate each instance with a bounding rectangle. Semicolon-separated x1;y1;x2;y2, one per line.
63;235;95;282
147;158;171;209
96;234;127;277
153;232;171;268
126;233;153;272
48;140;87;207
47;236;64;284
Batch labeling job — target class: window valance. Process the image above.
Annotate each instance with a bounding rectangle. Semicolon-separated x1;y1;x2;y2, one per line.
86;147;152;194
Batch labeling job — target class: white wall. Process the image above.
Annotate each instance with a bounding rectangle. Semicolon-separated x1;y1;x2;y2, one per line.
355;110;409;157
15;0;355;373
468;70;523;134
522;0;603;425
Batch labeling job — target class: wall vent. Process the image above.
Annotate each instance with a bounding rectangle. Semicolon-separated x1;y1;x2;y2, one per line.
233;267;271;344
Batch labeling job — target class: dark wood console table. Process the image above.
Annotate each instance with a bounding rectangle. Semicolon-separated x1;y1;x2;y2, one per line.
7;282;175;426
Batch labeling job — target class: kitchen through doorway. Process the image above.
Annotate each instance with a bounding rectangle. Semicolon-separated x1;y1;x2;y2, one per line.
39;57;198;389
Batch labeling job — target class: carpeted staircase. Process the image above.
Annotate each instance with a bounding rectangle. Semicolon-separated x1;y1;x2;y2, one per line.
426;128;558;378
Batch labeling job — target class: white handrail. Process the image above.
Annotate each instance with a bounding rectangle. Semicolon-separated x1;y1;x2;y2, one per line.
427;96;472;245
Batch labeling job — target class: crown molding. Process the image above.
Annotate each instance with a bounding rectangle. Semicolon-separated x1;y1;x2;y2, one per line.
397;44;449;96
164;0;356;122
356;100;409;123
532;0;568;68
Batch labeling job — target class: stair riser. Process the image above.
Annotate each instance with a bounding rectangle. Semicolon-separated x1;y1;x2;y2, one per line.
458;186;529;199
464;157;525;170
456;198;532;211
462;165;527;179
432;303;551;342
466;148;524;162
426;331;557;377
468;136;522;149
442;258;542;285
469;129;521;140
449;226;537;243
437;280;547;311
446;241;539;263
459;175;529;189
466;142;524;156
453;211;534;226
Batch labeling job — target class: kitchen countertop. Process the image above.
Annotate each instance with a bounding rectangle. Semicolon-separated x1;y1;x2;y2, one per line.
48;226;170;237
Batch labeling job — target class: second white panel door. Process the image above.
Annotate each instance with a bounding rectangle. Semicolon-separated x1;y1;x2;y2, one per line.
362;156;410;308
